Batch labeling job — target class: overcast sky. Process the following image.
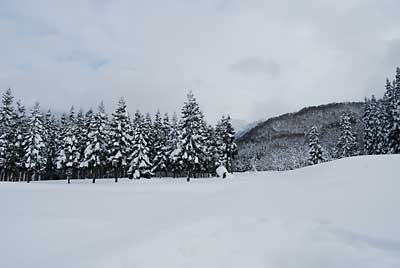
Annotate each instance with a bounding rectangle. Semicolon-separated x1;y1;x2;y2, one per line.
1;0;400;123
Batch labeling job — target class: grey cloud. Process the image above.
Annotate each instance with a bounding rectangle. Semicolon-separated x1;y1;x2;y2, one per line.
0;0;400;123
228;58;280;78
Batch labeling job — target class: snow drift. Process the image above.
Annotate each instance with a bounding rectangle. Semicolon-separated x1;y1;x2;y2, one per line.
0;155;399;268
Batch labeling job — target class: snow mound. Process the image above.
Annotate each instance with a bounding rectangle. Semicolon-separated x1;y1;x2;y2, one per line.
0;155;399;268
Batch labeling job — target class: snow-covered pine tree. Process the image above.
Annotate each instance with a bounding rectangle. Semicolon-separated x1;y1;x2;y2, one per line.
217;115;238;172
144;112;156;164
128;112;152;179
57;107;80;183
152;110;169;176
74;109;86;179
43;109;59;180
132;110;142;129
0;89;17;181
375;99;388;154
14;100;28;181
108;98;133;182
363;96;377;155
382;79;394;153
161;112;173;173
83;102;110;183
388;68;400;153
175;91;207;181
24;102;46;182
168;112;182;177
214;117;224;163
203;124;219;175
78;108;93;179
307;126;324;165
335;112;358;158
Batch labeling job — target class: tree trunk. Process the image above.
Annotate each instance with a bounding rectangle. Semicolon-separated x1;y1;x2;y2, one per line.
27;172;33;183
187;169;191;182
92;168;96;183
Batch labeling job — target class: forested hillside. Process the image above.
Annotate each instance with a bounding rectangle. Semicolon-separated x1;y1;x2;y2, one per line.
234;102;364;171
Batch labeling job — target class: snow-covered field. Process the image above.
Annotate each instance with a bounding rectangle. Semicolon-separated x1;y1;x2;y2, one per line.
1;155;399;268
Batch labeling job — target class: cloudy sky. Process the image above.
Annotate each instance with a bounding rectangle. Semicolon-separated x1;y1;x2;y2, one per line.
1;0;400;123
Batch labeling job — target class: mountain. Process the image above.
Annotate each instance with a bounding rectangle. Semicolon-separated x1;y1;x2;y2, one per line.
230;119;249;134
231;118;263;138
234;102;364;171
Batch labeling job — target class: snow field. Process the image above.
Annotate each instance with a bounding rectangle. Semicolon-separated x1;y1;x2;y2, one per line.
0;155;399;268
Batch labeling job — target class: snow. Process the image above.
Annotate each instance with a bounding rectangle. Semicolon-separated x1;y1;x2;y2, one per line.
1;155;400;268
216;165;228;177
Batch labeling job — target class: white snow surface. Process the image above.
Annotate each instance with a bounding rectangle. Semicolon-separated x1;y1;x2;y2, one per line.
1;155;400;268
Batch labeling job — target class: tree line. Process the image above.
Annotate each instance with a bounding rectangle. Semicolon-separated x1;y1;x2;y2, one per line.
0;91;238;183
306;67;400;165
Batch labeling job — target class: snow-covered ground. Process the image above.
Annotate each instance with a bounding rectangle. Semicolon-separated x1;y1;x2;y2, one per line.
1;155;399;268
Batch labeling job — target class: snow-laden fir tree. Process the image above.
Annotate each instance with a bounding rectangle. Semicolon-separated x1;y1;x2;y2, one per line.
144;112;156;162
363;96;386;155
203;124;219;175
43;109;59;179
14;100;28;180
128;112;152;179
24;102;46;182
152;111;169;176
57;107;80;183
216;115;238;172
79;108;93;178
74;109;86;179
132;110;142;128
174;91;207;181
387;68;400;153
83;102;110;183
108;98;133;182
307;126;324;165
363;96;376;155
0;89;17;181
168;112;182;177
335;112;358;158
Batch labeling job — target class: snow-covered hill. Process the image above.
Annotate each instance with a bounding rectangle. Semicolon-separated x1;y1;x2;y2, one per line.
235;102;364;171
1;155;399;268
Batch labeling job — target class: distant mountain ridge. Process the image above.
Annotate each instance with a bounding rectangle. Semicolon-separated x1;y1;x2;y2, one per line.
234;102;364;171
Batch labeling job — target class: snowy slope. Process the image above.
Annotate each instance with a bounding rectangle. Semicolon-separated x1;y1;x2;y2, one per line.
1;155;399;268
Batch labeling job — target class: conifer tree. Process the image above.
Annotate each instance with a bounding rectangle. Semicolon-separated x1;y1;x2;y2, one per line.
335;112;358;158
307;126;324;165
57;107;80;183
0;89;17;181
217;115;238;172
79;108;93;178
128;113;152;179
24;102;46;182
203;124;219;175
14;100;28;181
152;110;169;176
144;112;156;163
175;92;207;181
108;98;132;182
83;102;109;183
43;109;58;180
74;109;86;179
388;68;400;153
168;112;181;177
